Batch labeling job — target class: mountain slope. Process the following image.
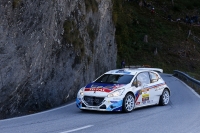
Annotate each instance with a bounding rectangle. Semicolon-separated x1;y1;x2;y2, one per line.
113;0;200;73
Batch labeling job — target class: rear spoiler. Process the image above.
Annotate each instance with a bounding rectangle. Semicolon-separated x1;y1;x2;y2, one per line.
125;66;163;73
137;68;163;73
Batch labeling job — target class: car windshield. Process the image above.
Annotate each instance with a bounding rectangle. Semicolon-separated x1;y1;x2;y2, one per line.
94;74;134;84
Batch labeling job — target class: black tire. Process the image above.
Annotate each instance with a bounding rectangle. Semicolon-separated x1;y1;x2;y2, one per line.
159;89;170;106
122;93;135;113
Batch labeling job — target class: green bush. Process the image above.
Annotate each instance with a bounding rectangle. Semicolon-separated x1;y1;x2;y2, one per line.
113;0;200;73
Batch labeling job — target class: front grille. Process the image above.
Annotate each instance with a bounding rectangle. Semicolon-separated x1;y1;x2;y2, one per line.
84;96;104;106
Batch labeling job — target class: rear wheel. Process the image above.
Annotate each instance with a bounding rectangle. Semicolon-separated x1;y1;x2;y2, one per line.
123;93;135;113
159;89;170;106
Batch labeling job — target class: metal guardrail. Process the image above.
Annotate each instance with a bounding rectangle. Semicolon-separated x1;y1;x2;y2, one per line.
173;70;200;93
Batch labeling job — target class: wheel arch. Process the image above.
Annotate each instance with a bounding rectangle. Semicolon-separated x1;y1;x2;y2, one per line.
159;87;170;106
124;91;135;99
122;91;135;113
164;87;170;95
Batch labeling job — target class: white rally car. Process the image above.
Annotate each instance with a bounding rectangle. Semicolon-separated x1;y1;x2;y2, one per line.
76;68;170;112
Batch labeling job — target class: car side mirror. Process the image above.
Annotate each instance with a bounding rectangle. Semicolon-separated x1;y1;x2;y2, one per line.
132;81;138;87
132;81;142;87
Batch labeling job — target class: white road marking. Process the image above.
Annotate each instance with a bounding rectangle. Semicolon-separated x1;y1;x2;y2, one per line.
60;125;93;133
1;102;75;122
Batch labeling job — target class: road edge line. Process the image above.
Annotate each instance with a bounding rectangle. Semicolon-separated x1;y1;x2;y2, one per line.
173;76;200;99
60;125;93;133
0;102;75;122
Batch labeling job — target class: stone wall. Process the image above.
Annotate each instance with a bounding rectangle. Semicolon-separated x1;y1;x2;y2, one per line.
0;0;116;119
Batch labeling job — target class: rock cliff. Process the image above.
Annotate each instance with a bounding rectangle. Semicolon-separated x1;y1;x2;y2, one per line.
0;0;116;119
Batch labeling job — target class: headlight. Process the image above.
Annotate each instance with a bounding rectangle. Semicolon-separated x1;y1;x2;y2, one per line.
107;88;125;97
78;87;85;96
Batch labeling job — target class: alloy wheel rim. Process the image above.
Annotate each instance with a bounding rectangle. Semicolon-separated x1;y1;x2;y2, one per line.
125;95;134;111
163;91;169;104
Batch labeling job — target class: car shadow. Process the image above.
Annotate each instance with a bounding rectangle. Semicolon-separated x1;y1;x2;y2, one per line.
77;104;167;115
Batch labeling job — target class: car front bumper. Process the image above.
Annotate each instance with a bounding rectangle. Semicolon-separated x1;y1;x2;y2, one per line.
76;96;123;111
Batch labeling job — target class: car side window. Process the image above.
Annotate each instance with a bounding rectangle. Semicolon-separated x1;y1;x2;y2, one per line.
133;72;150;87
150;72;159;83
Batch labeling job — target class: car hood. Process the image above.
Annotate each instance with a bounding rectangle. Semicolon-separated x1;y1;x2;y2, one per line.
83;82;126;97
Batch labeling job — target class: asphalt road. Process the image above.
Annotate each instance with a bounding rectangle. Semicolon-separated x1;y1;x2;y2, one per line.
0;74;200;133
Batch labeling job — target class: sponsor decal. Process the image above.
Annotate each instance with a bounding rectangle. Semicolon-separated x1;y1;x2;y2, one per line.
84;83;125;93
85;88;111;92
144;100;152;104
112;84;125;89
143;91;147;94
135;90;145;102
113;98;121;100
155;87;163;91
112;106;123;111
142;97;149;101
136;102;140;105
135;90;141;102
143;83;166;90
142;88;149;92
110;101;118;103
135;83;165;102
142;93;149;104
150;83;166;89
142;94;149;98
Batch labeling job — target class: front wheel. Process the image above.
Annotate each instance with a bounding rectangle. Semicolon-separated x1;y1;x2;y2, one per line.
122;93;135;113
159;89;170;106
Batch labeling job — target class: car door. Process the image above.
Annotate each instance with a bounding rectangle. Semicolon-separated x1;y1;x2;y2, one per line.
149;72;163;104
132;72;151;107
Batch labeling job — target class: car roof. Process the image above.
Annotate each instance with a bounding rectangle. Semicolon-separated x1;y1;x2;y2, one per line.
104;68;163;75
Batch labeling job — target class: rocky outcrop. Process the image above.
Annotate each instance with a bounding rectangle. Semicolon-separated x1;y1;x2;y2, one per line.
0;0;116;119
